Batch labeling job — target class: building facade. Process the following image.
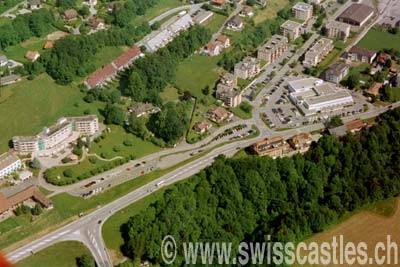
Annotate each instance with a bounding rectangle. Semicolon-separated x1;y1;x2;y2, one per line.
251;137;290;158
324;21;350;41
323;62;349;84
280;20;302;40
292;2;313;21
234;56;260;80
303;38;334;67
0;152;22;178
257;35;288;64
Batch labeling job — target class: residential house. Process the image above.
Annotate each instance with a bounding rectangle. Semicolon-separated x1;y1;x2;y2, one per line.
216;35;230;48
323;21;351;41
292;2;313;21
0;186;52;215
193;121;212;134
240;6;254;17
280;20;302;40
25;51;40;62
27;0;42;9
287;133;313;153
251;137;290;158
323;62;349;84
226;15;244;31
63;9;78;21
207;107;233;123
257;35;288;64
346;46;377;64
0;152;22;179
345;119;365;133
0;55;7;67
205;42;221;57
216;73;242;107
128;103;161;117
303;38;334;67
234;56;260;80
367;82;382;96
87;17;105;31
210;0;225;8
43;41;54;49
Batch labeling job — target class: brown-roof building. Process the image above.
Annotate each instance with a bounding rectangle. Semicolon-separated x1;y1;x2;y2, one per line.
0;186;52;214
347;46;377;64
287;133;313;153
345;119;365;133
25;51;40;62
193;121;212;133
43;41;54;49
216;35;230;48
226;15;244;31
87;17;105;30
251;137;290;158
113;46;142;70
84;63;117;89
337;4;374;27
63;9;78;21
367;82;382;96
207;107;233;123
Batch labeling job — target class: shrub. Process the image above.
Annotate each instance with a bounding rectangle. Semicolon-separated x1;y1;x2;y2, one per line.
63;169;74;178
123;140;133;146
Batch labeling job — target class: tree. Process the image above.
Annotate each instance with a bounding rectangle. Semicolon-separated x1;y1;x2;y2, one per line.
123;72;147;102
326;115;343;128
346;73;359;89
76;254;95;267
29;158;41;169
239;102;253;113
31;204;42;216
151;21;161;31
78;6;90;17
374;71;385;83
103;103;125;125
202;85;210;95
63;169;74;178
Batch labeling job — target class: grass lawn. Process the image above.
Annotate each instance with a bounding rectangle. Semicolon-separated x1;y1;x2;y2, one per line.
91;125;161;160
92;46;126;70
0;74;104;151
253;0;289;24
317;48;342;70
16;241;92;267
357;28;400;51
174;54;224;98
160;85;180;103
0;0;24;14
1;37;48;64
229;105;253;119
203;13;227;33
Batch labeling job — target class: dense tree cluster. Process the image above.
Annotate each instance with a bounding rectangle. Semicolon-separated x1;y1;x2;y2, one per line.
121;25;211;104
0;9;55;50
110;0;159;27
120;108;400;266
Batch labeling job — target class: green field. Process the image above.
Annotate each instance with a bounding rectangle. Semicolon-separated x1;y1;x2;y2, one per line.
203;13;227;33
0;74;104;151
16;241;92;267
253;0;289;24
357;28;400;51
92;46;126;70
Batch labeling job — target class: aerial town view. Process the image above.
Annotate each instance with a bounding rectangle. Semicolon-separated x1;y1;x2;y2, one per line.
0;0;400;266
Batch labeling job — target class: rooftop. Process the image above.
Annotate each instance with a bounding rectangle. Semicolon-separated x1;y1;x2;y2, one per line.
349;46;377;58
288;77;324;92
0;186;52;214
337;4;374;24
0;152;20;172
326;62;349;76
85;63;116;88
281;20;302;30
293;2;312;11
113;46;141;69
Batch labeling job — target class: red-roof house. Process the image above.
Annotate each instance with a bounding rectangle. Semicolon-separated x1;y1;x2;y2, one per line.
85;64;117;89
206;42;221;57
112;46;142;70
216;35;230;48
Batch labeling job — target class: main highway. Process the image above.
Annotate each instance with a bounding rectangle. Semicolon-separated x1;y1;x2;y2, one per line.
5;0;400;266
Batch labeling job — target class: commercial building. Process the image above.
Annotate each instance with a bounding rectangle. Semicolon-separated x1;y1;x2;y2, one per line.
13;116;99;155
257;35;288;64
346;46;377;64
280;20;302;40
251;137;290;158
337;4;374;27
216;73;242;107
144;14;193;52
0;186;52;215
323;21;351;41
234;56;260;80
323;62;349;84
288;78;354;116
292;2;313;21
0;152;22;179
303;38;334;67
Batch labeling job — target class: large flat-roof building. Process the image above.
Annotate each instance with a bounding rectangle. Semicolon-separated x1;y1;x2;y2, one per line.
288;78;354;116
323;21;351;41
303;38;334;67
13;116;99;155
280;20;302;40
0;152;22;179
292;2;313;21
337;4;374;27
257;35;288;64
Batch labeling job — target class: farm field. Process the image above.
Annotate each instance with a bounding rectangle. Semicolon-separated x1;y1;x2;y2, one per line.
299;197;399;267
16;241;92;267
357;28;400;51
0;74;104;151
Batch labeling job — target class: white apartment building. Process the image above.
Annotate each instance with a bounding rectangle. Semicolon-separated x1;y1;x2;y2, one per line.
13;115;100;155
216;73;242;107
280;20;302;40
303;38;334;67
0;152;22;178
257;35;288;64
234;56;260;80
292;2;313;21
324;21;351;41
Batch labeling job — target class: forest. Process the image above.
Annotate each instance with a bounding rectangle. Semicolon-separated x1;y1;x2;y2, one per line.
119;108;400;266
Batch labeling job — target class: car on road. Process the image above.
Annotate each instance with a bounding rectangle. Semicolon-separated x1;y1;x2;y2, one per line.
134;163;141;167
98;220;102;224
